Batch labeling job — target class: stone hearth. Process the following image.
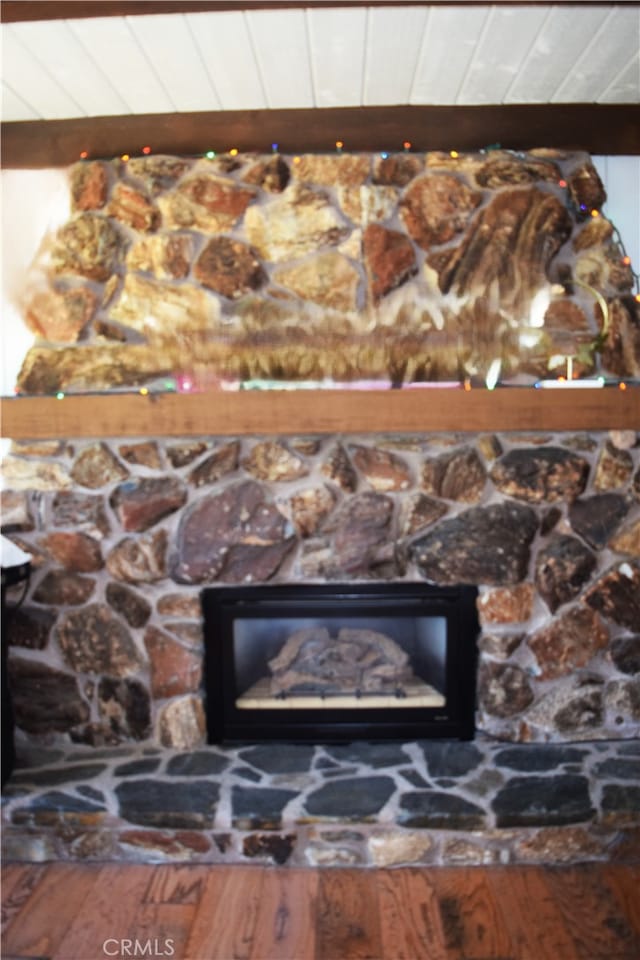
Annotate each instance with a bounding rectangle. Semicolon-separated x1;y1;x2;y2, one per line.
3;737;639;866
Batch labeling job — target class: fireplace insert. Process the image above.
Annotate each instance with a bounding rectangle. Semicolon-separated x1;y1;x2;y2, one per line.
202;582;479;743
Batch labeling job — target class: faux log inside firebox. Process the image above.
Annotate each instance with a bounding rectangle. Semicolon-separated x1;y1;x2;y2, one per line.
202;582;479;743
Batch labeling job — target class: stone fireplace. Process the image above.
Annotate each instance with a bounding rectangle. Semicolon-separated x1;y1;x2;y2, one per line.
1;148;639;864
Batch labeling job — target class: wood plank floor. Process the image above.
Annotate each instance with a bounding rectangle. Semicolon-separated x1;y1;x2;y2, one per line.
2;861;639;960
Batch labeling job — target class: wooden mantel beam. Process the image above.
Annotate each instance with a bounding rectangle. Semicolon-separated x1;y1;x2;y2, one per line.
2;387;638;440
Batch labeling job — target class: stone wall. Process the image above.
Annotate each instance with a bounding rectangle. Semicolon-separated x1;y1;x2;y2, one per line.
2;428;639;750
14;149;640;395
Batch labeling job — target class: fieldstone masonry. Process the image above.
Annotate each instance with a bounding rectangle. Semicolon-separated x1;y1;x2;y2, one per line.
2;429;639;751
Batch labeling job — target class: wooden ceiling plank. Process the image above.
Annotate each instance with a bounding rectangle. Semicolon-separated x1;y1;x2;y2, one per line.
245;9;315;109
126;14;221;113
306;6;368;108
11;19;129;119
3;103;639;168
364;5;428;106
410;6;491;105
185;11;262;111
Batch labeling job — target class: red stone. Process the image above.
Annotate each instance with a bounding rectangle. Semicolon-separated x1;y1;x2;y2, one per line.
362;223;417;304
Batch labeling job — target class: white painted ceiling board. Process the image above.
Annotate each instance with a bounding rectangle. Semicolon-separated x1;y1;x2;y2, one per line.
457;6;550;105
363;5;428;106
1;23;87;119
306;6;368;107
600;51;640;103
1;83;40;122
504;6;610;104
8;19;129;119
185;11;262;111
409;6;491;105
66;16;176;115
553;7;640;103
126;14;220;113
245;8;314;109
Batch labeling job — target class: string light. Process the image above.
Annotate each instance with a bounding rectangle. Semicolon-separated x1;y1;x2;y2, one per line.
558;179;567;188
79;151;89;160
335;140;344;153
229;148;239;157
139;386;149;396
450;150;459;159
591;209;600;218
403;141;411;152
142;146;152;155
121;154;130;162
205;150;216;160
271;143;279;153
56;391;65;400
380;152;389;160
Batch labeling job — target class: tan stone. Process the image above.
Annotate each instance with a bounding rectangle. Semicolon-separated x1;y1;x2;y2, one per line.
118;442;163;469
106;530;168;584
70;160;109;211
158;695;206;749
368;830;433;867
441;838;501;865
109;273;220;337
51;212;122;282
25;286;97;343
157;594;202;618
516;826;604;863
594;441;634;491
477;583;535;623
245;183;350;262
609;519;640;557
242;441;308;482
126;233;193;279
337;184;397;226
289;485;336;537
273;252;360;312
0;490;34;530
0;455;72;491
158;175;255;231
292;154;370;187
350;444;412;491
71;442;129;489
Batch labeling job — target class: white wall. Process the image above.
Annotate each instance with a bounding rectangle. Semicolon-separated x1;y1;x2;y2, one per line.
1;157;639;397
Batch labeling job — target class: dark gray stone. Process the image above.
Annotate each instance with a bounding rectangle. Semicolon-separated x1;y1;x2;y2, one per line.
490;447;589;503
569;494;629;550
494;745;588;772
601;784;640;815
114;759;162;777
492;774;595;826
98;678;152;741
419;741;483;778
239;745;315;774
304;777;396;819
593;758;640;780
411;502;538;585
8;607;55;650
10;764;107;787
166;752;230;777
323;743;411;769
12;791;105;823
8;658;89;734
77;785;106;803
611;636;640;675
232;786;297;829
231;766;262;783
535;535;597;612
399;769;430;788
398;791;485;829
116;779;220;828
555;689;603;733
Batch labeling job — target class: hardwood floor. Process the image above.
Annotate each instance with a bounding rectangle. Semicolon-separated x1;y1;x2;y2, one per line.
2;861;639;960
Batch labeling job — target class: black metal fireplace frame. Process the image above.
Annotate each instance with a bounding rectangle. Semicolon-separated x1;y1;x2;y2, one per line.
202;582;479;743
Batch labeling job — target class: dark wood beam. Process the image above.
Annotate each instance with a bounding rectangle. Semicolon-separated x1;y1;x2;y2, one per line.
3;103;639;168
1;1;610;23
